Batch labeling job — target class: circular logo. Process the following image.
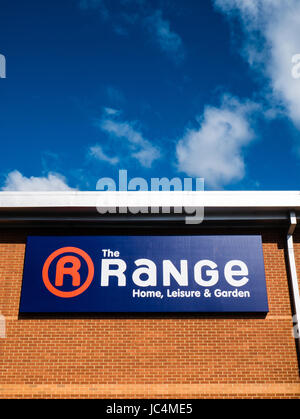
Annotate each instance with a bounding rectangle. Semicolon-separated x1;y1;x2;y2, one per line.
42;247;94;298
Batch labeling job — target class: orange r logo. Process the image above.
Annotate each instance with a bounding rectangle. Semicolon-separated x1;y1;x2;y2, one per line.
42;247;94;298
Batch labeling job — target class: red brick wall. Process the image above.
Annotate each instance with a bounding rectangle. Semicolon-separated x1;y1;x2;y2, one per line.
0;229;300;399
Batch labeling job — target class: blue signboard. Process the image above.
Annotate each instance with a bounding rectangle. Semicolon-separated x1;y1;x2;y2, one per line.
19;235;268;313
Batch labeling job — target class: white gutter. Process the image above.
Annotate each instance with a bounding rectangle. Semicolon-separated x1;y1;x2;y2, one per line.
0;191;300;210
286;211;300;349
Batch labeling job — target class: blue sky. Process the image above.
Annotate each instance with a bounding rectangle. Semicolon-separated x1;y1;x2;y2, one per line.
0;0;300;191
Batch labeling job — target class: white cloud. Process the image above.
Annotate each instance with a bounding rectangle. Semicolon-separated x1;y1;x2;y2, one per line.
145;10;185;62
78;1;184;62
103;107;121;116
89;145;119;165
79;0;109;19
98;110;160;168
214;0;300;128
176;95;259;188
1;171;75;191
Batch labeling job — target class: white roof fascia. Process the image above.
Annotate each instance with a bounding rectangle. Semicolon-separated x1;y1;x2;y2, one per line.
0;191;299;210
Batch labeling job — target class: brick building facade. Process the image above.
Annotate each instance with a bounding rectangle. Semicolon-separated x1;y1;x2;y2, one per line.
1;191;300;399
